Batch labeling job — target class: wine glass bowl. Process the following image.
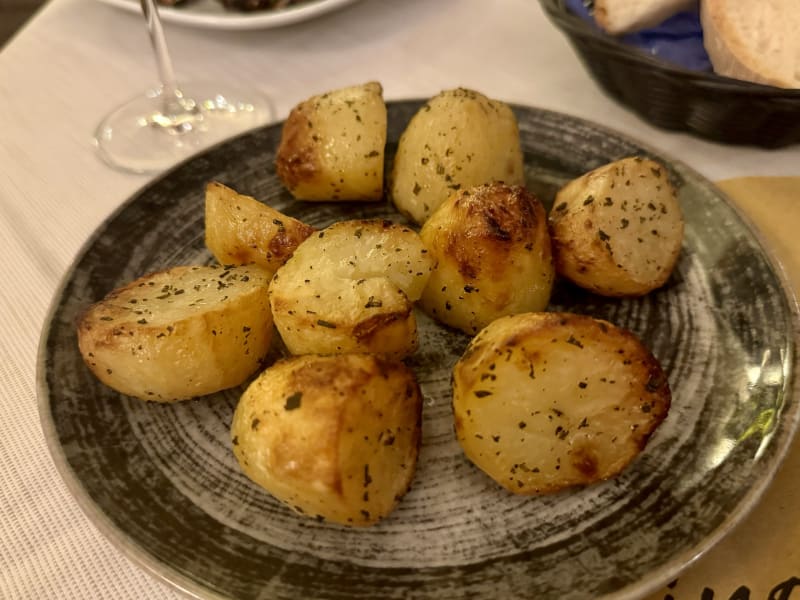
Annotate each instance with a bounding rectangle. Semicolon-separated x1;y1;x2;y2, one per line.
95;81;273;174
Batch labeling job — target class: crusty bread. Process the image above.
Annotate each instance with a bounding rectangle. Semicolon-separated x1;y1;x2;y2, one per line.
701;0;800;89
594;0;696;34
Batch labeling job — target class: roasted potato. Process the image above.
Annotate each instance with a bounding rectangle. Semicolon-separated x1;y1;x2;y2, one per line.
453;312;671;495
269;219;433;358
77;264;273;402
205;181;315;274
231;353;423;527
275;81;387;201
389;88;525;224
548;156;684;296
418;183;554;335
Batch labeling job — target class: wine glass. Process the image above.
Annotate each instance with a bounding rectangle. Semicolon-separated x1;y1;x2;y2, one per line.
95;0;274;175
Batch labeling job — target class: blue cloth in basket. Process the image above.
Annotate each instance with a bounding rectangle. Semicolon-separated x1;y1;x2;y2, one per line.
563;0;712;72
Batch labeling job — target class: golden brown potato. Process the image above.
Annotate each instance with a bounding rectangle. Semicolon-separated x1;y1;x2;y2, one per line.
453;312;671;495
389;88;525;224
548;156;684;297
231;353;423;527
77;264;273;402
275;81;387;201
418;183;554;335
269;219;433;358
205;181;315;273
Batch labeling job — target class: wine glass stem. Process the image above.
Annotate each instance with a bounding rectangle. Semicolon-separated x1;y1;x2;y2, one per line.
140;0;184;116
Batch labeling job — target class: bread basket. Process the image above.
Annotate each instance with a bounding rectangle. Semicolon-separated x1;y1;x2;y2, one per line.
539;0;800;148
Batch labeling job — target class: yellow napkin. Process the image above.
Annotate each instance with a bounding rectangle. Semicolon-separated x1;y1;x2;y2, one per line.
645;177;800;600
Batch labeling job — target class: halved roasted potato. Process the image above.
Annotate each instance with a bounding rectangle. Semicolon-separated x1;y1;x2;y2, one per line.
453;312;671;495
205;181;315;274
389;87;525;224
548;156;684;296
231;353;423;527
275;81;387;201
77;264;273;402
418;182;554;335
269;219;433;358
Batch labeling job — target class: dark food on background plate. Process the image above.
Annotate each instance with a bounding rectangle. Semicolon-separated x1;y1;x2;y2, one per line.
218;0;302;10
157;0;308;11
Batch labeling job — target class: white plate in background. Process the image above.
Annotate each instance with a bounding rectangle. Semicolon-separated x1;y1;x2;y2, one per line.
95;0;360;30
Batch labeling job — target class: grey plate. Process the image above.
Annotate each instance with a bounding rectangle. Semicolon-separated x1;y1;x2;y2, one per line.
38;101;799;599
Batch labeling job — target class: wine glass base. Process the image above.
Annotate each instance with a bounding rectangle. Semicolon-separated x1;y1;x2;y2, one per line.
94;82;274;175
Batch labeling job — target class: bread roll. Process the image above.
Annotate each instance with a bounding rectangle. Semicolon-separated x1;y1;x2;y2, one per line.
701;0;800;88
594;0;695;35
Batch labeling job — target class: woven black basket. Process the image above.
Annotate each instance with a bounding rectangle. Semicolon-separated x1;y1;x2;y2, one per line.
539;0;800;148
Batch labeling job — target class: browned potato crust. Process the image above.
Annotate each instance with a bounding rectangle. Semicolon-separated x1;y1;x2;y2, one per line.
389;88;525;224
269;219;433;358
77;264;273;402
275;81;387;201
548;156;684;297
419;183;554;334
205;181;315;273
453;312;670;495
231;354;423;526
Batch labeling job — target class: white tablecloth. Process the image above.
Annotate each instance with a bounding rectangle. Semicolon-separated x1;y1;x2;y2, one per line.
1;0;798;598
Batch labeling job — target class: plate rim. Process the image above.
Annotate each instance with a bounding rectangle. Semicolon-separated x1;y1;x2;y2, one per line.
607;189;800;598
36;100;800;600
93;0;361;30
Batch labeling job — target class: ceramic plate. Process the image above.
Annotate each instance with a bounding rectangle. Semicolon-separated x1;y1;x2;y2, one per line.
95;0;360;30
38;101;799;599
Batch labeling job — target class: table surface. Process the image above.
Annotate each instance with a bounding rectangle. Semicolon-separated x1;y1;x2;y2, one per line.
1;1;798;599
